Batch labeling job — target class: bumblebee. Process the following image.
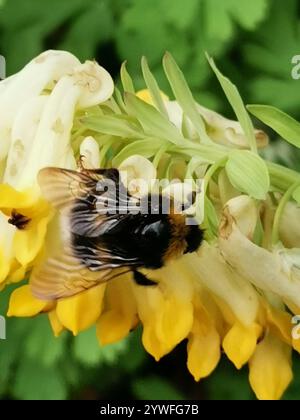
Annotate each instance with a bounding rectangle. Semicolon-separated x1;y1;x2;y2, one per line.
31;167;203;300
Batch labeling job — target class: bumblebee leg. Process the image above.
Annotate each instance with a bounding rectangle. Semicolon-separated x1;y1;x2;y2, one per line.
78;154;87;171
133;270;157;286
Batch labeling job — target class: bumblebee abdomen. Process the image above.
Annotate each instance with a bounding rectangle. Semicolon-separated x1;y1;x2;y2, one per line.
99;213;172;269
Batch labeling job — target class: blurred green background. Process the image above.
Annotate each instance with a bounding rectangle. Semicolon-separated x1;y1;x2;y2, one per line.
0;0;300;400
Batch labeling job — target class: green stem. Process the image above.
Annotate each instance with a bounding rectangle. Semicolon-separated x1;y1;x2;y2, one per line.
71;126;88;154
152;145;168;168
171;140;227;162
271;181;300;244
203;156;228;195
267;161;300;191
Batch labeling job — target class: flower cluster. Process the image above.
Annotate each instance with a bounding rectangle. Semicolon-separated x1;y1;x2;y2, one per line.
1;50;300;400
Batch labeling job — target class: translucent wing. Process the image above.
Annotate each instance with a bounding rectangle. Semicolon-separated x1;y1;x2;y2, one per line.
32;167;144;299
38;167;139;238
30;246;132;300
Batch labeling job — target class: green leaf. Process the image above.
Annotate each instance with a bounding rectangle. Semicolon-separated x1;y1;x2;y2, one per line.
292;187;300;204
247;105;300;148
114;87;127;113
141;56;168;116
14;358;67;400
120;61;135;93
59;357;82;388
249;78;300;116
73;326;103;366
204;197;219;237
163;52;210;142
118;328;147;373
225;150;270;199
112;138;166;166
124;92;183;144
24;315;67;367
207;54;257;153
81;115;142;138
203;0;269;44
59;0;113;60
243;1;300;115
116;0;192;72
0;0;88;73
132;375;185;400
205;359;254;400
99;340;128;365
158;0;199;30
73;326;128;367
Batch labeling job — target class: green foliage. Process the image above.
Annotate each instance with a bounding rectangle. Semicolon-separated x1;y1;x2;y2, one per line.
243;0;300;115
1;0;298;117
203;0;268;44
205;359;254;400
73;326;127;366
14;358;67;400
0;0;277;112
208;55;257;152
248;105;300;148
225;150;270;199
132;375;185;400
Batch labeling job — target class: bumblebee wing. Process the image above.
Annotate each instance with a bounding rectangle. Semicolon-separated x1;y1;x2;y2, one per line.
30;233;133;300
30;247;103;300
38;167;120;212
38;167;136;238
34;167;142;299
30;260;131;301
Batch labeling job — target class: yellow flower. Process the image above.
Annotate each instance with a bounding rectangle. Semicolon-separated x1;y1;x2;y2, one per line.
133;263;194;361
187;293;221;381
8;283;105;336
3;54;300;401
249;333;293;400
7;285;53;317
0;50;114;287
97;275;138;345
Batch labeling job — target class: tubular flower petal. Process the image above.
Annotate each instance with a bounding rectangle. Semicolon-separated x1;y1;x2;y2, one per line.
7;285;53;317
48;309;64;337
279;202;300;248
119;155;157;198
261;297;293;345
187;299;221;381
249;333;293;401
196;104;269;149
219;207;300;308
79;136;100;169
223;322;262;369
0;50;80;160
56;284;106;336
97;276;138;345
133;262;194;361
188;244;259;327
0;185;51;265
0;51;114;287
159;95;269;147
